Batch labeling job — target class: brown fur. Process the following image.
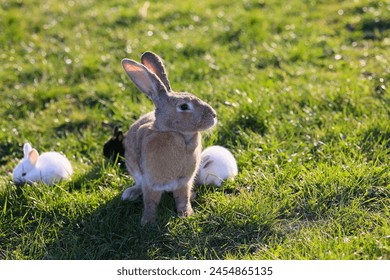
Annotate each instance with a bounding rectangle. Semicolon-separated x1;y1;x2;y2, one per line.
121;52;216;225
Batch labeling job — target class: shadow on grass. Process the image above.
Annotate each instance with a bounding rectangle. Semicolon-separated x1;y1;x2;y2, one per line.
44;194;158;259
0;163;276;259
40;179;276;259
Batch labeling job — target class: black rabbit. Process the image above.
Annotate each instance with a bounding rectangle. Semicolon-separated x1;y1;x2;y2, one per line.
103;126;125;165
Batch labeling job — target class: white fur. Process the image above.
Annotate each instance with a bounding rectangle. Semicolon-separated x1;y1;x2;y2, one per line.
196;145;238;186
13;143;73;186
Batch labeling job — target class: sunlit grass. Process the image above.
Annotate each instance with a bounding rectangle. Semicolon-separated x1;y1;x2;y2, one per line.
0;0;389;259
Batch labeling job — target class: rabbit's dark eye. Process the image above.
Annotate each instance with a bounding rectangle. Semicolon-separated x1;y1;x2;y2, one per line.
180;104;189;111
177;102;193;112
22;172;26;177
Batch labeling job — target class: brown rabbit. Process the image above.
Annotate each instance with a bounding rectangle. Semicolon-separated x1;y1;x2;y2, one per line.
121;51;217;225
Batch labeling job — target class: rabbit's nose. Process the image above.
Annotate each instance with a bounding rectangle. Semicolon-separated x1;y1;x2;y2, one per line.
208;107;216;118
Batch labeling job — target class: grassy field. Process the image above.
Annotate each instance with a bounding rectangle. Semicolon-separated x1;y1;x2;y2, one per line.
0;0;389;260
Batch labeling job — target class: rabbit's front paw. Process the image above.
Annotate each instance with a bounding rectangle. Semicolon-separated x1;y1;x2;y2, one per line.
178;206;193;218
121;185;142;201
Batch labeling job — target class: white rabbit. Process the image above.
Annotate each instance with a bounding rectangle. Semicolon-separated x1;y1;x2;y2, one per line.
196;145;238;186
120;51;217;225
13;143;73;186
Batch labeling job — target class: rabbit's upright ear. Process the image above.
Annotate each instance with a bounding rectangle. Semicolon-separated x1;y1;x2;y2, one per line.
113;126;120;137
28;149;39;166
117;131;124;142
112;126;124;141
122;58;168;102
23;143;32;159
141;51;171;92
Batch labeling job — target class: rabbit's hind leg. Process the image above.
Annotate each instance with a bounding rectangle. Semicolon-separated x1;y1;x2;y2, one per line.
121;170;143;201
122;184;142;201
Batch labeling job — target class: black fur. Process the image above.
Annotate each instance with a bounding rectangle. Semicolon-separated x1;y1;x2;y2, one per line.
103;126;125;165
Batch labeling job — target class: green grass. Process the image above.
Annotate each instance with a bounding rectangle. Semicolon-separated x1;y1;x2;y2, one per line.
0;0;389;260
